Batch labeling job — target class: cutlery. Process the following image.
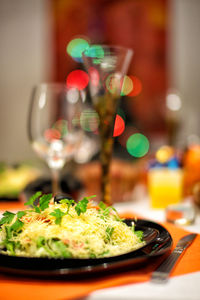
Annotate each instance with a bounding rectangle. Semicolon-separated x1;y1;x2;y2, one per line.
151;233;197;283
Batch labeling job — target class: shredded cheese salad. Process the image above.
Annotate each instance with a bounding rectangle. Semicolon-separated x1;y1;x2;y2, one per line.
0;192;145;259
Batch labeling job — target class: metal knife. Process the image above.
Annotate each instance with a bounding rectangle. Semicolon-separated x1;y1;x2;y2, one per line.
151;233;197;283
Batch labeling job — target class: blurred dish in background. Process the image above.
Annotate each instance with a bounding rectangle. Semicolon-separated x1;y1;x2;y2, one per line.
0;163;40;201
76;159;143;203
20;173;82;204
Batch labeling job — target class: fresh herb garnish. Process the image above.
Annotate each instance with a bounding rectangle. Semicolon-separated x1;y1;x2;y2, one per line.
2;211;26;255
60;199;75;214
135;230;143;241
131;223;143;241
6;241;15;255
5;226;12;240
24;191;52;213
75;198;88;216
51;240;72;258
3;211;26;242
89;252;96;258
17;211;26;219
2;239;22;256
38;193;52;212
110;207;122;221
100;250;110;256
50;208;66;225
105;226;114;241
75;195;96;216
98;202;122;222
24;191;42;209
99;201;107;210
10;219;24;232
36;237;72;258
0;211;15;225
36;236;45;248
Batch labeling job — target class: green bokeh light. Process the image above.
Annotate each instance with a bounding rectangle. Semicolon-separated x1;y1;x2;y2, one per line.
84;45;104;59
80;109;99;132
126;133;149;157
67;38;89;59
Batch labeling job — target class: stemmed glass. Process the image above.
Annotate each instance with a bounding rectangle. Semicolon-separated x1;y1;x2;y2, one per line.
82;45;133;205
28;83;84;196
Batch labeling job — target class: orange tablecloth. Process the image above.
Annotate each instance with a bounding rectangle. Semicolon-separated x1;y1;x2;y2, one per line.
0;202;200;300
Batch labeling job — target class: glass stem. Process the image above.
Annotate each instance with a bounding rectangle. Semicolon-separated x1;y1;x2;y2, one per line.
51;169;60;196
100;138;113;206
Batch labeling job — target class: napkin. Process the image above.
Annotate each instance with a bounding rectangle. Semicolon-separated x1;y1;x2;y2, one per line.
0;204;199;300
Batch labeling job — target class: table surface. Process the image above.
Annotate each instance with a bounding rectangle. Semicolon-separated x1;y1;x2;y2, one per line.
87;189;200;300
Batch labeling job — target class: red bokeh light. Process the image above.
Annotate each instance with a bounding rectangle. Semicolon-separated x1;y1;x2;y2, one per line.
44;128;61;142
113;114;125;137
66;70;89;90
128;76;142;97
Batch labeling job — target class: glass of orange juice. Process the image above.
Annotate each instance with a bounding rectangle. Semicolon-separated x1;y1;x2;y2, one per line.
148;168;183;209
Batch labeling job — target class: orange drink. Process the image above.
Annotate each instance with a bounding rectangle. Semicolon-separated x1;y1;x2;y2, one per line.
148;168;183;209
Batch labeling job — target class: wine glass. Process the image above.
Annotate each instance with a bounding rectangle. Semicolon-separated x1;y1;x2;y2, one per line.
82;45;133;205
28;83;84;196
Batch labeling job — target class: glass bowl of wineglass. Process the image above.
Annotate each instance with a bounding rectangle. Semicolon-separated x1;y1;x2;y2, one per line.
28;83;85;196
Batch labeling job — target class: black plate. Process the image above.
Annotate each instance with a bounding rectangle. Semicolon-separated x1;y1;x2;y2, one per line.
0;219;172;277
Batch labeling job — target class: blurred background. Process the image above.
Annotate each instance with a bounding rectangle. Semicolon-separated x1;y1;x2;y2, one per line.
0;0;200;162
0;0;200;205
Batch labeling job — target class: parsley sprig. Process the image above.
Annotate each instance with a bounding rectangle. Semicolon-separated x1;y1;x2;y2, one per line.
24;192;52;213
24;191;42;210
50;208;66;225
0;211;15;226
75;195;96;216
60;199;75;214
0;210;26;255
98;201;122;221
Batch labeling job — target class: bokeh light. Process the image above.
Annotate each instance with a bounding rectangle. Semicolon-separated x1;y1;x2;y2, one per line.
156;145;174;163
66;38;90;62
44;128;61;142
105;73;121;94
88;67;100;87
120;76;134;96
84;45;104;58
67;88;79;104
80;109;99;132
117;108;126;122
53;120;68;138
166;92;182;111
113;114;125;137
66;70;89;91
126;133;149;157
127;76;142;97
